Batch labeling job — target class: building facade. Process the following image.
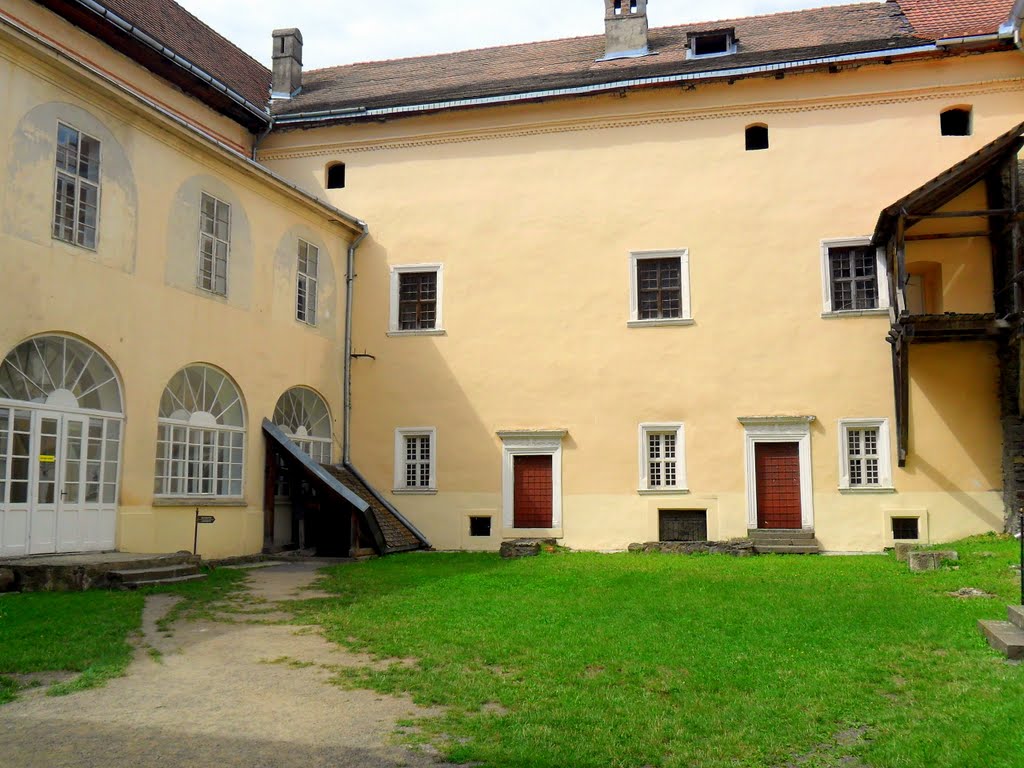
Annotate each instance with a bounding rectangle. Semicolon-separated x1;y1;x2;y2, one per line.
2;0;1024;557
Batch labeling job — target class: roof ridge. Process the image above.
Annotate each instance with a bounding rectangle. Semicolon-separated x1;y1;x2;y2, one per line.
305;1;890;75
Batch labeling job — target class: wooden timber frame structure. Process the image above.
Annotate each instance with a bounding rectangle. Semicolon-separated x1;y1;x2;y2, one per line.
874;121;1024;526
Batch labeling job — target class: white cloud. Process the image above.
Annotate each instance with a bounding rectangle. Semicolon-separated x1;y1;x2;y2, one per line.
178;0;880;70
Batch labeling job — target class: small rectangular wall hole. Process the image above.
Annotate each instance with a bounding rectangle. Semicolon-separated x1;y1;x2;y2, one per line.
659;510;708;542
892;517;919;541
469;516;492;537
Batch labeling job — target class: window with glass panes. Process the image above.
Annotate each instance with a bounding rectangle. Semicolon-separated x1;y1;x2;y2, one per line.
53;123;100;249
828;246;877;311
647;432;678;488
636;257;682;320
296;240;318;325
846;426;880;486
398;272;438;330
198;193;230;296
404;434;432;488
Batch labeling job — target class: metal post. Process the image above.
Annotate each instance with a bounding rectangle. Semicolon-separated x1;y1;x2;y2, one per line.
194;507;200;557
1019;506;1023;607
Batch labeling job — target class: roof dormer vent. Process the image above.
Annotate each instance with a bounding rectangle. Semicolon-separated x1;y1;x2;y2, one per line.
272;28;303;100
602;0;649;60
687;28;737;59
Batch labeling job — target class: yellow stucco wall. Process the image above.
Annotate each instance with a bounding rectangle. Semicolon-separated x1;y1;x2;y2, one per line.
0;20;354;558
262;51;1024;552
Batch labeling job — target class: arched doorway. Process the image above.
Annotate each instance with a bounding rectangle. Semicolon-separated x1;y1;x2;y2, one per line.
0;335;123;555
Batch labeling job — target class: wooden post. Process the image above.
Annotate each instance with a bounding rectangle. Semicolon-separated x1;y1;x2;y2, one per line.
263;447;276;552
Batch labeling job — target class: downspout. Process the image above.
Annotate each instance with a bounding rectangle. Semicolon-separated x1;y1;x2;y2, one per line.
251;119;274;161
342;224;369;465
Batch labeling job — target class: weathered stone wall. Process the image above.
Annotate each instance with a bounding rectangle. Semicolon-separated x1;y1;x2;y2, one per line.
627;540;755;557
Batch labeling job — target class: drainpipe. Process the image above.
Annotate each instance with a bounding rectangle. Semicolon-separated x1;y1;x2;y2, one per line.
342;224;369;465
251;119;274;161
1001;0;1024;43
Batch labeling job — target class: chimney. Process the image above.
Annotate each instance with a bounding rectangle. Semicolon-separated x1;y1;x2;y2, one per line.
271;28;303;99
603;0;649;60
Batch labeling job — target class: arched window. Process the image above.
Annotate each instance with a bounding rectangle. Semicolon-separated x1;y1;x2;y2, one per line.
0;335;121;413
274;387;332;463
155;365;245;498
745;124;769;151
326;162;346;190
941;107;972;137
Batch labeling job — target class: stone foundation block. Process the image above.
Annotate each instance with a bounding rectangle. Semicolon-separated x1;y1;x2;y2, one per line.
0;567;14;592
908;550;959;572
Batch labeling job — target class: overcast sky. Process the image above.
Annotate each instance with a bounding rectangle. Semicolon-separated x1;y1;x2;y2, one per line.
175;0;878;70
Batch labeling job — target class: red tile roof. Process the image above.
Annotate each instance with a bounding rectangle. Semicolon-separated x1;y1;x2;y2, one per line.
276;3;923;117
897;0;1012;38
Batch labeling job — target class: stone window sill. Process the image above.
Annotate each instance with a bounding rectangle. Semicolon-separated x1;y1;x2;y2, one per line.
838;487;896;494
821;309;889;319
627;319;695;328
153;497;248;507
387;329;447;337
637;488;691;496
392;488;438;495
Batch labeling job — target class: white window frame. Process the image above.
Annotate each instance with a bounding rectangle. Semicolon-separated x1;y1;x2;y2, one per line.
389;264;444;336
838;418;893;492
739;416;815;530
628;249;693;327
52;122;101;251
393;427;437;494
686;31;737;60
497;430;566;531
296;239;319;326
820;237;889;317
197;192;231;297
637;423;688;494
154;423;245;500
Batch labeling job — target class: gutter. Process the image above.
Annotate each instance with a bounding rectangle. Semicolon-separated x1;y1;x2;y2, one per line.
274;43;944;126
72;0;270;126
0;10;365;235
342;224;369;466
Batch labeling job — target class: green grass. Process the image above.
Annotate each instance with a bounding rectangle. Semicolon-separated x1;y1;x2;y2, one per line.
294;534;1024;768
0;566;247;703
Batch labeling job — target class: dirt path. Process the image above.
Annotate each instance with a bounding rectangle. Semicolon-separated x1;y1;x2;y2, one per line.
0;563;441;768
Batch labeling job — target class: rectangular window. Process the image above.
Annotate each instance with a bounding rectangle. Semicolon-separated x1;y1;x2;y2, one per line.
821;239;888;315
389;265;444;334
839;419;892;490
638;423;687;492
629;250;692;326
296;240;319;325
393;427;437;493
198;193;230;296
154;423;244;498
52;123;100;249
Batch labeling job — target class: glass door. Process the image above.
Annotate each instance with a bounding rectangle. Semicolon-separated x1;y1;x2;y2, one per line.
57;415;88;552
29;412;60;554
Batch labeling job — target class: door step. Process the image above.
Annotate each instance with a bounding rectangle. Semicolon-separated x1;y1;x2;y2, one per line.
978;617;1024;661
749;529;821;554
109;564;205;589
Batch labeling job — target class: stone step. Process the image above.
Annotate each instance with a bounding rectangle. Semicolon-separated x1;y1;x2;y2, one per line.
978;619;1024;660
750;537;817;547
753;544;821;555
109;564;202;587
121;573;207;589
1009;604;1024;630
749;529;817;540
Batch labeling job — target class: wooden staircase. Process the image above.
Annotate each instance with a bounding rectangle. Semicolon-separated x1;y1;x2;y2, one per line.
978;604;1024;661
749;529;821;555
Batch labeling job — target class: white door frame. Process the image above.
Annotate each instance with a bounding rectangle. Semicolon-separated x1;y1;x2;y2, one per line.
497;430;566;532
739;416;815;530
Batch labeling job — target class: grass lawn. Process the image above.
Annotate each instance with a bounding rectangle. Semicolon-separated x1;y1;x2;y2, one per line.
297;534;1024;768
0;567;245;703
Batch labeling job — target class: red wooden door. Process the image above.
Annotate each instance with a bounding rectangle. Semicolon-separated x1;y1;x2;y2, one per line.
754;442;802;529
513;455;553;528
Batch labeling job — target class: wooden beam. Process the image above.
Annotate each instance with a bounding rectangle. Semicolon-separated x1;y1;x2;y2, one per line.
904;230;990;242
896;215;907;316
906;208;1018;220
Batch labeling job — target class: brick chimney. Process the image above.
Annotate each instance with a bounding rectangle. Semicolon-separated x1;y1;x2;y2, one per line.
271;28;303;100
603;0;649;60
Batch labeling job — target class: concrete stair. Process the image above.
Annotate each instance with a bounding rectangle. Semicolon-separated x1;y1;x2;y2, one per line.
978;604;1024;660
109;561;206;589
749;529;821;555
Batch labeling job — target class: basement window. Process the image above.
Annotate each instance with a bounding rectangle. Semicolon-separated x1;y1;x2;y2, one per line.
891;517;919;541
659;510;708;542
745;124;769;151
688;29;736;59
940;107;972;137
326;162;346;189
469;516;492;537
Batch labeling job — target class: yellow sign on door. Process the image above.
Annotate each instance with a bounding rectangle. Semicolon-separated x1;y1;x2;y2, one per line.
39;455;56;463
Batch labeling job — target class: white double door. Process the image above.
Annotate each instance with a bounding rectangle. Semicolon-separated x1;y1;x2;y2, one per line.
22;410;112;554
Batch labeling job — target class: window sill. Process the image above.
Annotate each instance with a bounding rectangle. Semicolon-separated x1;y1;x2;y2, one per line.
637;488;691;496
627;319;695;329
387;329;447;337
153;497;248;507
821;309;889;318
838;487;896;494
392;488;438;495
